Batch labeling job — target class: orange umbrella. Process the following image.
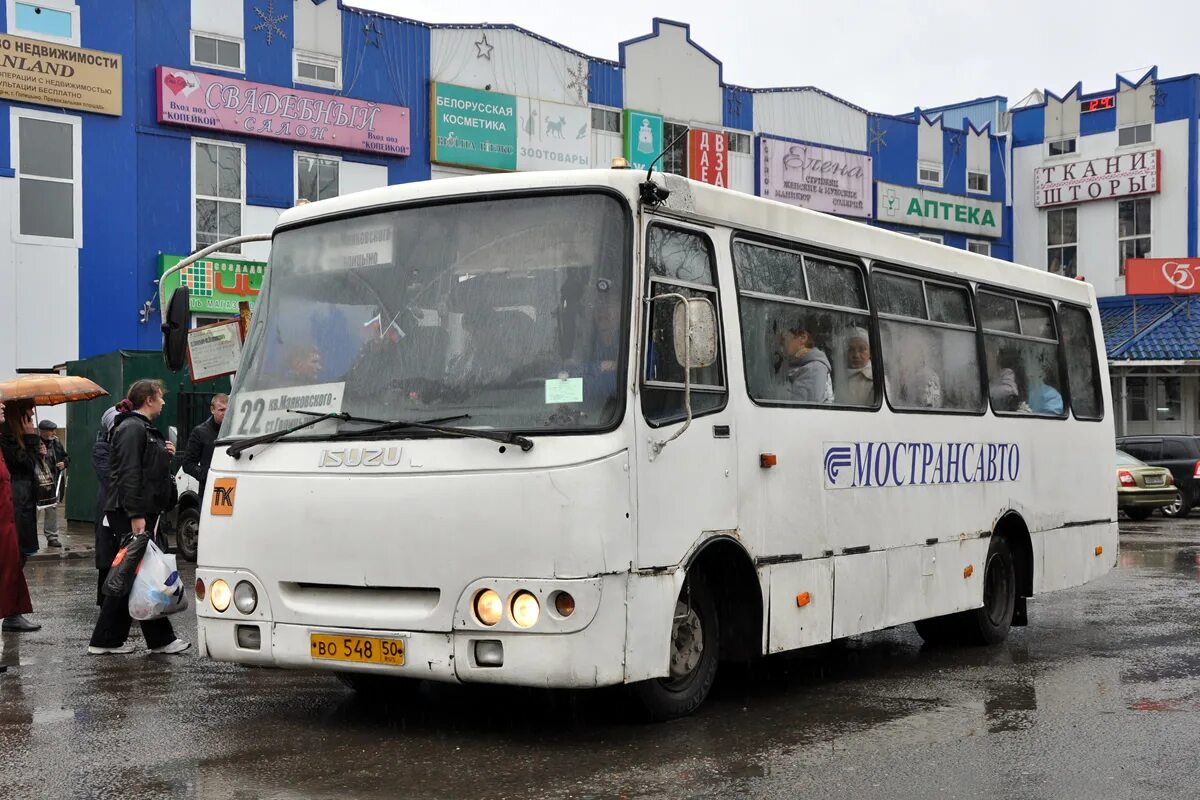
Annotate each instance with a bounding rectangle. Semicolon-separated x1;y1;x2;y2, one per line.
0;374;108;406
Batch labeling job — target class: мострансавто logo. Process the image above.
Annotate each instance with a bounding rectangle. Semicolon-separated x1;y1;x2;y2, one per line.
823;441;1020;489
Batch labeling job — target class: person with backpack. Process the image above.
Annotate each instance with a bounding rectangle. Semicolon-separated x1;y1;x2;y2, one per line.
88;380;188;655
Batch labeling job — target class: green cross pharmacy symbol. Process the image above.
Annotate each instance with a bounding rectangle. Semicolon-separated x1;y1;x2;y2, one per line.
882;187;901;218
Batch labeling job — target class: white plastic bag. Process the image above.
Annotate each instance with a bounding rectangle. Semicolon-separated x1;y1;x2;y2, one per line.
128;540;189;621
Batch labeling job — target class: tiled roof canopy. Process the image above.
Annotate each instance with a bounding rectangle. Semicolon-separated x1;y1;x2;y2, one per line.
1099;295;1200;360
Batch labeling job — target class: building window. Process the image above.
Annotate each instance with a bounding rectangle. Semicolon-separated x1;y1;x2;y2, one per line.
1156;376;1181;421
967;170;990;194
917;162;942;187
728;132;751;154
1118;197;1151;275
294;51;340;89
13;109;79;243
1118;124;1152;147
591;108;621;134
966;240;991;256
192;31;243;72
662;122;689;176
917;233;943;245
296;153;339;203
1047;207;1077;278
7;1;78;47
1048;137;1076;157
1126;376;1149;422
194;140;243;253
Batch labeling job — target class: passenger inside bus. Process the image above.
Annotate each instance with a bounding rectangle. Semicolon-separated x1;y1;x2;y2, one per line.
837;326;876;406
773;319;834;404
989;347;1063;415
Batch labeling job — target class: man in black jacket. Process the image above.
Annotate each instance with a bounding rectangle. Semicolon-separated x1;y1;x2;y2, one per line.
181;393;227;500
37;419;68;548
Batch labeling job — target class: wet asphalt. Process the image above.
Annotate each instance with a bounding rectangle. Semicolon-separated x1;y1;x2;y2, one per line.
2;520;1200;800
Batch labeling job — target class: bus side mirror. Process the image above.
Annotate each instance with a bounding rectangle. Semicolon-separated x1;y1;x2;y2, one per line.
162;286;190;372
672;297;718;370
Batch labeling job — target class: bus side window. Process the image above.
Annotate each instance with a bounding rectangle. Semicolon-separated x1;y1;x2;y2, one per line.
641;225;726;425
1058;304;1104;420
871;269;984;412
733;241;874;407
980;291;1065;417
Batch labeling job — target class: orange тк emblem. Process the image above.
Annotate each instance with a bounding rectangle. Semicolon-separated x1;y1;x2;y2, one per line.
210;477;237;516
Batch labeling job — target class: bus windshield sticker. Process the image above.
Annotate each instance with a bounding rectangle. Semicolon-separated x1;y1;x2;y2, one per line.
823;441;1021;489
229;382;346;438
545;377;584;404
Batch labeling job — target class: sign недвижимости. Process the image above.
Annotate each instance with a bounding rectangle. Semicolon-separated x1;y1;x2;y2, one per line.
760;137;872;218
0;33;121;115
876;181;1002;237
157;66;410;156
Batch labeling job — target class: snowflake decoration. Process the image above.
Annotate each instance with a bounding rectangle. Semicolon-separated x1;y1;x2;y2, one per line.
566;61;588;103
252;0;288;46
363;18;383;48
1152;88;1167;108
726;92;743;119
869;123;888;149
949;132;963;156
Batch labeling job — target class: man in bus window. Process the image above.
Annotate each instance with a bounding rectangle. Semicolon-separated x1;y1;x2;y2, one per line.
775;319;833;404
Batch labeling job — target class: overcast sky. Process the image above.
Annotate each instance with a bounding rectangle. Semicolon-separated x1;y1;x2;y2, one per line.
350;0;1195;114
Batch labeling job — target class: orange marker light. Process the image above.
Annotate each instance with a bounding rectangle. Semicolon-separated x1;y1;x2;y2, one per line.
796;592;811;608
963;565;974;578
1095;546;1103;556
760;453;778;468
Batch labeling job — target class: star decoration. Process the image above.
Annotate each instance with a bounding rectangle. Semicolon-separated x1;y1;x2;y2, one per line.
726;92;743;118
566;61;589;103
1152;88;1167;108
252;0;287;46
475;32;494;60
949;133;963;155
869;123;888;149
363;19;383;48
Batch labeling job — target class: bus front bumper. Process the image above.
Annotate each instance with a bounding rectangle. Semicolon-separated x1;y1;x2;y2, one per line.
197;574;631;689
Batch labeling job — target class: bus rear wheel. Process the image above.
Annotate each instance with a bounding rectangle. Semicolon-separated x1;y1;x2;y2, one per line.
632;575;719;721
915;536;1016;646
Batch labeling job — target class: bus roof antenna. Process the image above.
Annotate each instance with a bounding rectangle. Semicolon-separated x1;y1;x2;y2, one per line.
640;126;690;206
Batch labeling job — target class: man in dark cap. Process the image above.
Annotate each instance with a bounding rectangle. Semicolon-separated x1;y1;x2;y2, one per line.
37;419;69;548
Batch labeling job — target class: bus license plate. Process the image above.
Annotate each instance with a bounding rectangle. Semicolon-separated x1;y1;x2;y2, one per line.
310;634;405;666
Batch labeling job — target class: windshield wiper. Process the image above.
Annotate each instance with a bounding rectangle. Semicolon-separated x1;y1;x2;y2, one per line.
293;410;535;452
226;411;348;459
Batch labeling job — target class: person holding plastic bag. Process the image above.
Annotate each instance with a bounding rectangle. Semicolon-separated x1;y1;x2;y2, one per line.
128;539;188;620
88;380;189;655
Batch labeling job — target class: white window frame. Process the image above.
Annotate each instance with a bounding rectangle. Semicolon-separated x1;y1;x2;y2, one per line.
1047;206;1078;277
589;106;622;135
917;233;944;245
191;137;245;255
1117;123;1154;148
966;239;991;257
727;131;752;155
966;169;990;195
1117;196;1152;276
191;29;244;73
11;106;82;247
6;0;79;47
294;151;341;205
293;49;342;90
1047;137;1077;158
917;161;942;188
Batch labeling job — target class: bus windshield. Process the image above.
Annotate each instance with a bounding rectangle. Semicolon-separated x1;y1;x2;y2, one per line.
223;192;631;440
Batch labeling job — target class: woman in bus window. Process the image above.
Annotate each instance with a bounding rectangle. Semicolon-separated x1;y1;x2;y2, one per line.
774;319;833;404
838;326;875;406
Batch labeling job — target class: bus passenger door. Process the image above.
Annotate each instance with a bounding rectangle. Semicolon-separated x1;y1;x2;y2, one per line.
634;222;739;568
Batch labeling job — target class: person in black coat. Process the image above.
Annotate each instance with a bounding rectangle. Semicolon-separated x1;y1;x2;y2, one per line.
0;399;47;558
88;380;189;656
90;401;129;606
181;393;228;500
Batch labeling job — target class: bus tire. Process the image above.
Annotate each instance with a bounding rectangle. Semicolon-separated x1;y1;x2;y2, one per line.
632;575;719;721
960;536;1016;646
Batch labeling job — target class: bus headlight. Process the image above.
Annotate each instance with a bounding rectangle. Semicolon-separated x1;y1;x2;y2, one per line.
210;579;231;612
474;589;503;626
509;591;540;629
233;581;258;614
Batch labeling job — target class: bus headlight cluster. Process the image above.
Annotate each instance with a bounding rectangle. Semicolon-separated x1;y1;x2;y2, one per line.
208;578;258;615
471;588;574;628
210;579;232;612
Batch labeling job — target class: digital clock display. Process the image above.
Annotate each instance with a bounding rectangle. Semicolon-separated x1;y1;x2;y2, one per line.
1081;96;1115;113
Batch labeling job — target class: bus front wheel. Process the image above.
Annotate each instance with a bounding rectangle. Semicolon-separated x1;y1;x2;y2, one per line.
633;575;719;721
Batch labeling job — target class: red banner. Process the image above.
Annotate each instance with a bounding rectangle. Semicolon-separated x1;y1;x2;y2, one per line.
1126;258;1200;295
688;129;728;187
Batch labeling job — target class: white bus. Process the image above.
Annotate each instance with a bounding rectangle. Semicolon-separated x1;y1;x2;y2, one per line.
185;168;1116;720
